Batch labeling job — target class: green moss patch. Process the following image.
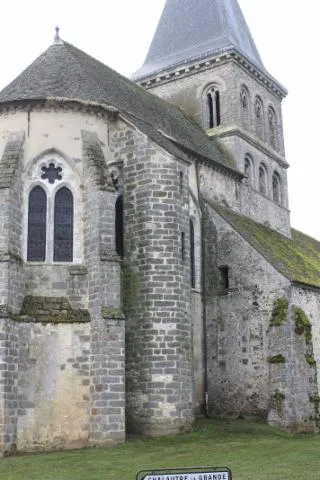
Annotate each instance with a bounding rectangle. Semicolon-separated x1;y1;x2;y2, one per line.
305;354;316;366
268;354;285;364
17;296;90;323
294;307;312;343
310;394;320;404
271;390;285;415
269;297;288;326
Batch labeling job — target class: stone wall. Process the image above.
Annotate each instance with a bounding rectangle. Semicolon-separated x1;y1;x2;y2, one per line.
17;322;91;451
0;318;19;455
82;128;125;446
112;123;194;435
203;203;290;417
203;202;320;431
144;59;285;156
0;105;126;454
145;58;290;236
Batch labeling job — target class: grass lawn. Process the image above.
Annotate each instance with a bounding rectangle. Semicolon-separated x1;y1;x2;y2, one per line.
1;418;320;480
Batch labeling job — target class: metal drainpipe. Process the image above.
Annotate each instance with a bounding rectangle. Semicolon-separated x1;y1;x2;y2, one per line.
196;161;210;418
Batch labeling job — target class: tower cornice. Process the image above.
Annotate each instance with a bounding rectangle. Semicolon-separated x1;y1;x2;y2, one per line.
135;50;287;101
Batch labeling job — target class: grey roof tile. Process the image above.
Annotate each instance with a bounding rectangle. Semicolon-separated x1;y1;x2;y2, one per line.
133;0;265;80
0;41;239;173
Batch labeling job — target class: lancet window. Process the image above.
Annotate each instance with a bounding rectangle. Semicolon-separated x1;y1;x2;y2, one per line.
115;195;124;259
244;154;253;185
259;164;267;195
254;96;265;140
272;172;281;204
268;107;278;151
240;85;250;130
205;86;221;128
190;219;196;289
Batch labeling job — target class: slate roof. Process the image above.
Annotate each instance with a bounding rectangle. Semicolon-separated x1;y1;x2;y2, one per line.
0;41;238;173
134;0;265;80
206;199;320;289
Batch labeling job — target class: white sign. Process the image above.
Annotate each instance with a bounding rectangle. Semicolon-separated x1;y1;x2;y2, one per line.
142;472;230;480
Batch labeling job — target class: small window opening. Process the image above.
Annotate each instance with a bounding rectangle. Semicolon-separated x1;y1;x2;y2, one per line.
244;156;252;184
215;90;221;126
219;266;229;291
179;171;183;195
115;195;124;259
268;107;277;150
181;232;185;261
272;172;281;204
190;219;195;288
240;88;248;108
259;166;267;195
208;92;214;128
207;88;221;128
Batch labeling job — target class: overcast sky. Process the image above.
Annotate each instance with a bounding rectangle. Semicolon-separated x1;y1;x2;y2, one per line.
0;0;319;240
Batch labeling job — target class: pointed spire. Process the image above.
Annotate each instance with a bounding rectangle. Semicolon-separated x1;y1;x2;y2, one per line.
134;0;264;80
53;26;64;45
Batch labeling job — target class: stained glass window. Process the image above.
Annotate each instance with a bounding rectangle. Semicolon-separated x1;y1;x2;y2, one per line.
27;186;47;261
54;187;73;262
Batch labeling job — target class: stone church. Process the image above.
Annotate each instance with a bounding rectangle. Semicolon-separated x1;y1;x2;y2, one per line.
0;0;320;455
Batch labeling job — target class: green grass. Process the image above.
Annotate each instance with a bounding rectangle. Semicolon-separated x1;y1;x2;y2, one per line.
1;419;320;480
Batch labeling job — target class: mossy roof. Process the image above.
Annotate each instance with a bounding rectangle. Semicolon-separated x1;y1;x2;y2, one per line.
208;200;320;289
0;41;238;174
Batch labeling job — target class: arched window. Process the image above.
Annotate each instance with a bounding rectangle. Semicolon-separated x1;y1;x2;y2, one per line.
240;85;250;130
244;154;253;185
115;195;124;259
272;172;281;204
206;86;221;128
259;164;267;195
268;107;278;151
190;219;195;289
254;96;264;141
54;187;73;262
27;186;47;261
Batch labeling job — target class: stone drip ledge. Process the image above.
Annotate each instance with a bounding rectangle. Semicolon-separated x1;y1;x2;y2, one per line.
101;306;125;320
12;295;91;323
68;265;88;275
99;249;122;263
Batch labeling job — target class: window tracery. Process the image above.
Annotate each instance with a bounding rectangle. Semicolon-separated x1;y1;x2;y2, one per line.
26;153;78;263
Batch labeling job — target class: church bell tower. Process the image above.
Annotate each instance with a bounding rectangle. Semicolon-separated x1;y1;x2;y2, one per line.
134;0;290;235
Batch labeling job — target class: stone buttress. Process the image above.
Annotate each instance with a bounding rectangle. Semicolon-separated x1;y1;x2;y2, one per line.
112;122;194;435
